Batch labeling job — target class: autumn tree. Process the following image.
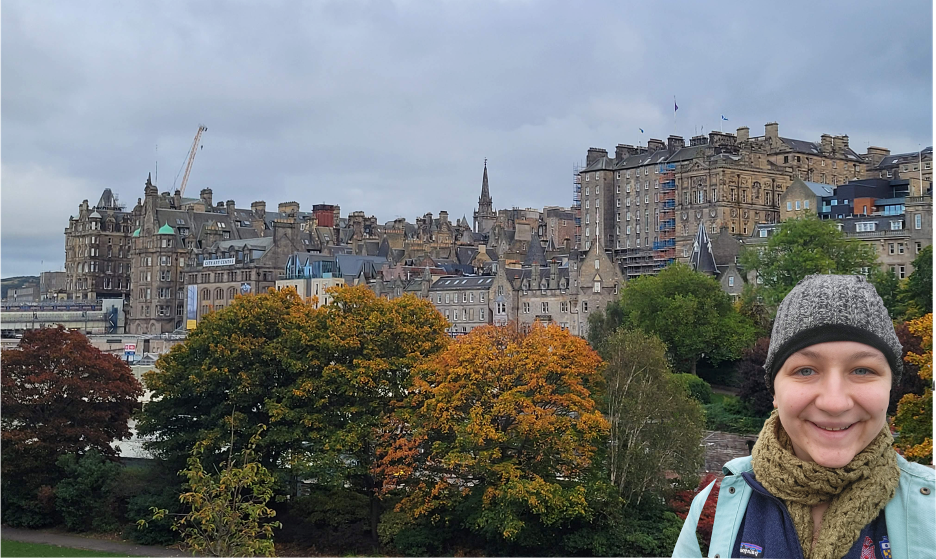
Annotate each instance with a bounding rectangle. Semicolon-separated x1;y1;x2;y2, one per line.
136;288;310;475
1;327;142;526
377;324;610;544
270;285;450;542
739;215;878;307
601;328;704;507
589;262;756;374
890;320;927;414
892;313;933;464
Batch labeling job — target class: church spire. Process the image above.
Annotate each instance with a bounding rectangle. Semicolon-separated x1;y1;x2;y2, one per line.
474;159;495;234
480;158;491;205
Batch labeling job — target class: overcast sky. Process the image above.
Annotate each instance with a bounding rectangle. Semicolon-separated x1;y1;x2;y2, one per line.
2;0;932;279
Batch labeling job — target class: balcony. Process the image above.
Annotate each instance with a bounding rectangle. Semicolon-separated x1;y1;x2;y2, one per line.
658;219;676;231
660;180;677;190
662;199;676;209
652;239;676;250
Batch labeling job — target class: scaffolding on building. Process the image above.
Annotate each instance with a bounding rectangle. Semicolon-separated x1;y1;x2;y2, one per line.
572;163;582;248
654;163;677;269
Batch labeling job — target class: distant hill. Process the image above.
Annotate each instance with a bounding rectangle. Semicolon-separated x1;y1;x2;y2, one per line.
1;276;40;300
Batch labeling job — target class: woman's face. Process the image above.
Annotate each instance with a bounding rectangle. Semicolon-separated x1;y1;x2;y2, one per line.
772;340;892;468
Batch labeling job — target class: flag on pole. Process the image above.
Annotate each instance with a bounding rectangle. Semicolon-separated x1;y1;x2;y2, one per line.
675;101;679;112
639;128;644;133
721;115;728;121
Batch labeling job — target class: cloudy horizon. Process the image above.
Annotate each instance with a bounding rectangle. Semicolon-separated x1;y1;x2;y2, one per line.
2;0;932;278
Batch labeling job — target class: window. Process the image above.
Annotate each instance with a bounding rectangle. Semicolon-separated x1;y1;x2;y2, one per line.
560;301;569;313
496;302;506;314
915;214;923;229
856;222;876;232
541;302;549;314
899;266;906;279
480;292;485;303
891;220;903;230
787;201;793;211
463;292;468;303
795;200;801;211
582;301;589;313
728;276;735;287
889;243;895;255
479;308;486;321
593;281;601;293
804;200;809;209
445;294;450;304
523;302;530;314
898;243;905;254
469;292;474;303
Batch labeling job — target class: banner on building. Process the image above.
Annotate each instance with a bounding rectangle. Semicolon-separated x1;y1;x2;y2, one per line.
186;285;198;329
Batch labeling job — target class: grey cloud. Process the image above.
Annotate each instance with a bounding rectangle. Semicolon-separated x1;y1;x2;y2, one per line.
1;0;931;278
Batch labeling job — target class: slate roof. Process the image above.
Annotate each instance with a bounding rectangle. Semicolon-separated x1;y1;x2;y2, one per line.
430;276;495;291
688;223;717;275
877;147;933;168
801;181;835;197
779;137;863;161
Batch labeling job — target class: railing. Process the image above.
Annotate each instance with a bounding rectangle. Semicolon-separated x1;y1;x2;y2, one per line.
653;239;676;250
658;163;676;173
658;219;676;231
660;180;677;190
662;199;676;208
847;229;911;238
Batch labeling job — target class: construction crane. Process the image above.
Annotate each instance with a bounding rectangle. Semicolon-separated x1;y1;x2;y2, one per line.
175;125;208;197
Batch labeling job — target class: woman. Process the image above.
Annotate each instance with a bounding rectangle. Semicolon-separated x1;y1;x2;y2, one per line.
673;274;935;558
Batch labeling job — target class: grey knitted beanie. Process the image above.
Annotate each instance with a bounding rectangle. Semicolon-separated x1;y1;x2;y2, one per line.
764;274;903;393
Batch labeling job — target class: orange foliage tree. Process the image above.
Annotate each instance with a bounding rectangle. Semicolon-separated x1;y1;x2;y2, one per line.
892;313;933;463
376;323;610;542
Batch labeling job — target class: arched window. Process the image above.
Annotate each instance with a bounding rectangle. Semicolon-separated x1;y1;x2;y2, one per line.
201;288;209;301
228;287;236;300
214;288;223;300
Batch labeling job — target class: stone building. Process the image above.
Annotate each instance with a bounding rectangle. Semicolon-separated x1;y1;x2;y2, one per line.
429;276;494;335
64;188;134;301
276;252;346;308
579;123;876;278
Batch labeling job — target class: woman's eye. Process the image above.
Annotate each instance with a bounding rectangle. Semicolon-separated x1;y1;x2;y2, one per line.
796;367;816;377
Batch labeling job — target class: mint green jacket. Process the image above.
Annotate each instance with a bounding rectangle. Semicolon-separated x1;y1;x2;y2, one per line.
672;454;936;558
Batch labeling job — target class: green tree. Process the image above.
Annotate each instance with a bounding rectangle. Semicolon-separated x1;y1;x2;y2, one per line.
870;266;903;320
145;426;281;557
270;285;450;543
899;244;932;320
136;288;309;476
589;263;756;374
601;328;704;507
739;215;878;307
377;324;610;543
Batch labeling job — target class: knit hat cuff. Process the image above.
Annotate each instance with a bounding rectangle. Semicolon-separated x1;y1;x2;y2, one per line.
765;324;903;393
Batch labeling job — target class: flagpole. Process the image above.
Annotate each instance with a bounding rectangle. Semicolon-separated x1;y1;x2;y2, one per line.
673;96;677;135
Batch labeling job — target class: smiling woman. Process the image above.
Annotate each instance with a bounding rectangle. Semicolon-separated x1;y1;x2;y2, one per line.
673;275;936;559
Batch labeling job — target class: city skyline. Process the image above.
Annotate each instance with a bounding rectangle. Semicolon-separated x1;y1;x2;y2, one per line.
2;0;933;278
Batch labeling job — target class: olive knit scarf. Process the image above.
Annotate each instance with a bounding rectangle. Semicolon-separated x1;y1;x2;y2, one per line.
751;411;900;559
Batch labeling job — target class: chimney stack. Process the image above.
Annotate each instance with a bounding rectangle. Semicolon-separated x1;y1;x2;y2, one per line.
765;122;779;143
737;126;750;143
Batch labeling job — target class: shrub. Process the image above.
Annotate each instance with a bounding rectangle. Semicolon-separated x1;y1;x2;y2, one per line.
54;450;122;532
704;396;766;435
672;373;714;404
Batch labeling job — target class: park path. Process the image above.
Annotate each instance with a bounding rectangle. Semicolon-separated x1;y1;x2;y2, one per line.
1;526;193;557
